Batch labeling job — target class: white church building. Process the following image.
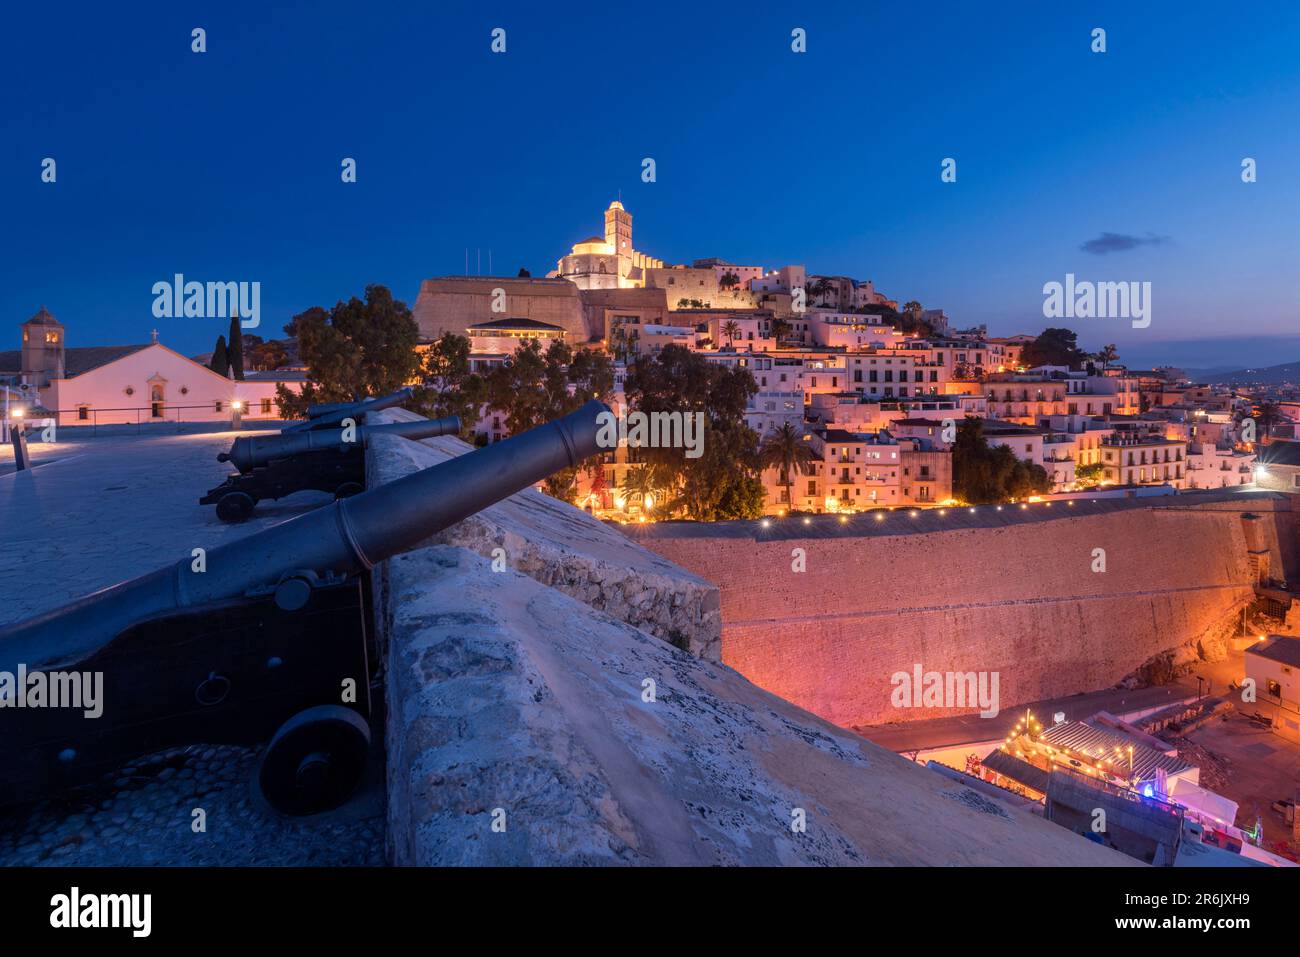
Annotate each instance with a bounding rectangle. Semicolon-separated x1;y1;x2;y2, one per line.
0;307;300;427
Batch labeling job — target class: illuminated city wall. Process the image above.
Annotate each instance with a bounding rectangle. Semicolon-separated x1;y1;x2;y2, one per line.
628;497;1293;729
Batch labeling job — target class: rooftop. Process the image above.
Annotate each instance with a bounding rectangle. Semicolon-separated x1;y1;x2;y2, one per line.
1039;718;1195;781
1257;440;1300;468
0;344;152;377
1246;634;1300;669
468;317;566;332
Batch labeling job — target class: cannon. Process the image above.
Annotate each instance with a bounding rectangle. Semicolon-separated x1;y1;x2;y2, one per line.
200;416;460;522
281;387;415;433
0;400;607;815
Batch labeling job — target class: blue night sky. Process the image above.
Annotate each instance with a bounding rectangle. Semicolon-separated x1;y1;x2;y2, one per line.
3;0;1299;369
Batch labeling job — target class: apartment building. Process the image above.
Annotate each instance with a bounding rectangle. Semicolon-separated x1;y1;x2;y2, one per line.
1100;434;1188;488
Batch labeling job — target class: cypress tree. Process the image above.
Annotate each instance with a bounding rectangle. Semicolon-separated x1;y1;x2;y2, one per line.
210;335;230;378
227;314;245;380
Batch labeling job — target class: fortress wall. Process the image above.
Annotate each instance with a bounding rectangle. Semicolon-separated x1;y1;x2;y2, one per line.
411;277;587;343
628;505;1261;729
380;545;1133;866
367;409;721;659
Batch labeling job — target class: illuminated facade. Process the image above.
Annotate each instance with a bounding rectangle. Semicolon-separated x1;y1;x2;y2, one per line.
554;201;665;290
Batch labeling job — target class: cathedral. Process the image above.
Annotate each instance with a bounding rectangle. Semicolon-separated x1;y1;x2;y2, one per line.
550;201;665;289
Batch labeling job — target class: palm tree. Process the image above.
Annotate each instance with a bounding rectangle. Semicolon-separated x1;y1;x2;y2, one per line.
1256;400;1282;440
903;300;923;317
759;423;817;511
622;466;657;512
719;271;740;293
808;278;834;307
722;319;741;349
1095;343;1119;371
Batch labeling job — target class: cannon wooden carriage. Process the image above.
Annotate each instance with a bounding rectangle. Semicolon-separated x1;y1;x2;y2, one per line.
200;416;459;522
1;401;607;815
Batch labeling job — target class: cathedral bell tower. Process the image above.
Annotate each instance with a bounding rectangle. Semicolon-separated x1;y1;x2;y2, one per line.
603;201;633;281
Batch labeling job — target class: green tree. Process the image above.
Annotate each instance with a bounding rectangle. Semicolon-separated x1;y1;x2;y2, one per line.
1075;461;1105;488
1095;343;1119;371
275;284;422;418
1256;400;1282;440
952;416;1051;503
1020;328;1089;370
809;278;835;306
209;335;230;378
227;314;245;380
623;344;760;520
415;332;487;441
714;472;767;519
719;271;740;293
722;319;741;348
242;334;289;371
758;422;817;511
621;465;658;511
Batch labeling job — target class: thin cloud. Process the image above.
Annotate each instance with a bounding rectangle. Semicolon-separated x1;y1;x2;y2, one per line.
1079;232;1170;255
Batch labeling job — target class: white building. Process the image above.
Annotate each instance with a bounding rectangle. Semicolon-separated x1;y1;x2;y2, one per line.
0;308;299;427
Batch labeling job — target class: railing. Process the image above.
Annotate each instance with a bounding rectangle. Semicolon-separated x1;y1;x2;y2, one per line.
8;404;282;437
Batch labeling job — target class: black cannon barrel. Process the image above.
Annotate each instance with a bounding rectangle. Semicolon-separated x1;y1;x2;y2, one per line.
282;387;416;433
1;401;609;670
304;399;358;418
219;417;460;473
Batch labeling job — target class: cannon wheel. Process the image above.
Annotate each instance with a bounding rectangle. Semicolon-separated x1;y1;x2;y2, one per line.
215;490;257;523
256;705;371;816
334;481;364;500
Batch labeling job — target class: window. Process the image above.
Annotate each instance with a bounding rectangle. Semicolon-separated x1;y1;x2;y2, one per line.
77;406;89;421
214;401;224;413
261;398;273;415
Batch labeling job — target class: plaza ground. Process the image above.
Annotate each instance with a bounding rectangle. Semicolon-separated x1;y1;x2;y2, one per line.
0;426;384;865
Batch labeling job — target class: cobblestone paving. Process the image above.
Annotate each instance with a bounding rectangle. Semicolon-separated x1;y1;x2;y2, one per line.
0;744;385;866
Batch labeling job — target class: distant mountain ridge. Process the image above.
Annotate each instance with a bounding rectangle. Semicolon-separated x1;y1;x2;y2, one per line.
1201;359;1300;384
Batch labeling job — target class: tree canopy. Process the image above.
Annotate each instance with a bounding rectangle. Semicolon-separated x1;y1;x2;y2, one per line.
623;345;762;520
275;284;422;417
952;416;1052;504
1020;328;1089;370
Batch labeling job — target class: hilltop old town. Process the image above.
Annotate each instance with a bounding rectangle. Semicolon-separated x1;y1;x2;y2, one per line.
4;199;1300;872
6;200;1292;522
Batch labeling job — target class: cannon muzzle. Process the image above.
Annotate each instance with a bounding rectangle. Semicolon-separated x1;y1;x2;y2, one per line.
218;417;460;473
282;387;415;433
2;401;609;669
